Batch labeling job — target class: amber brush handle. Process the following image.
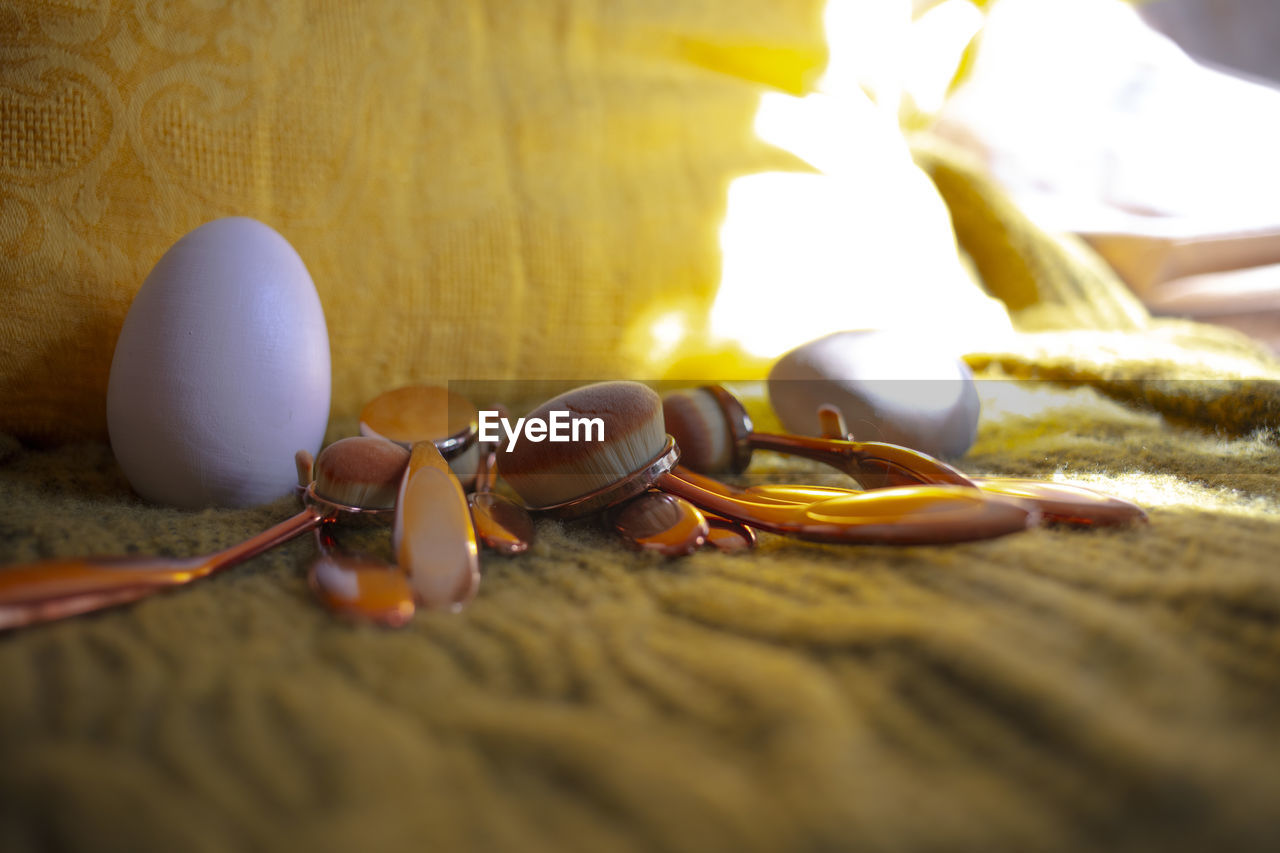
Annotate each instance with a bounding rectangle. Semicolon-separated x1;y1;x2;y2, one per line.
396;442;481;611
683;465;1145;528
0;504;333;631
748;432;974;489
656;469;1034;545
811;415;1146;526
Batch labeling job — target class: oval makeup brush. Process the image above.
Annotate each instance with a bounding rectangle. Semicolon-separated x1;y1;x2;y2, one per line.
295;447;416;628
360;385;483;611
0;437;410;631
498;382;1034;545
394;441;481;612
663;385;972;489
666;385;1147;528
639;459;754;551
360;384;481;489
469;442;535;556
308;524;415;628
610;491;709;557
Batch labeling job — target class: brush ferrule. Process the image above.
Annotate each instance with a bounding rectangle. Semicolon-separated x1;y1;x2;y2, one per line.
524;436;681;520
702;385;754;474
435;422;479;461
304;482;396;517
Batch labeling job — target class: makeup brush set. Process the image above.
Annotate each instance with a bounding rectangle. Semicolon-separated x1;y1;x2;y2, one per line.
0;370;1147;631
498;379;1146;549
0;220;1145;631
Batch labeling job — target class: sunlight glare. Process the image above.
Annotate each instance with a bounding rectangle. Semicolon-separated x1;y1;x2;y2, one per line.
706;0;1011;364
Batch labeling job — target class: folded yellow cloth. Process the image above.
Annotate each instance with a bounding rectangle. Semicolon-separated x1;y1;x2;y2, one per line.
914;139;1280;439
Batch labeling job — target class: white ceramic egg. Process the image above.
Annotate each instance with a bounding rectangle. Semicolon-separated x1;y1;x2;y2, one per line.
767;330;980;459
107;217;330;508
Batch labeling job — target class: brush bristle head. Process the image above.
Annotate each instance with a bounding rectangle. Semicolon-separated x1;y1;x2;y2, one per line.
662;387;733;473
314;437;411;509
499;381;665;508
359;385;476;447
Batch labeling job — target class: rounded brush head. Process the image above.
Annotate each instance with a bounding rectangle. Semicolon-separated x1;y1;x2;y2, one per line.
359;385;477;452
662;387;734;473
314;437;411;509
662;385;753;474
360;384;480;488
499;381;667;510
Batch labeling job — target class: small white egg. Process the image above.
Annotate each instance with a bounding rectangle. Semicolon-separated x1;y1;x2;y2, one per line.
767;330;979;459
107;217;330;507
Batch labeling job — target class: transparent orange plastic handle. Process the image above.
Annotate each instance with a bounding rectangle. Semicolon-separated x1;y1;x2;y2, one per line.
811;415;1147;526
656;469;1035;545
748;432;974;489
685;468;1146;529
0;503;333;631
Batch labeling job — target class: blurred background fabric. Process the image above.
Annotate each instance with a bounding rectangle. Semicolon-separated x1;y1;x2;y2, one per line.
7;0;1278;445
1;0;830;441
928;0;1280;352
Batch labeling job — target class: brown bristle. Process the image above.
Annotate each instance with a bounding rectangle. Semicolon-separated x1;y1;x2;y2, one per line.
359;385;477;447
662;388;733;473
314;437;411;509
499;381;666;508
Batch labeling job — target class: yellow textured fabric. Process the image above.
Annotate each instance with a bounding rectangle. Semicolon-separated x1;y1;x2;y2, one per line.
0;0;826;442
914;138;1280;439
912;139;1151;332
3;386;1280;851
